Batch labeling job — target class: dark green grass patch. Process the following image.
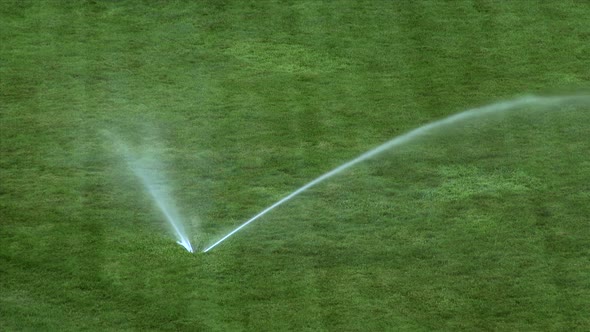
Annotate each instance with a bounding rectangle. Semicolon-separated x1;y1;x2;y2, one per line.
1;1;589;330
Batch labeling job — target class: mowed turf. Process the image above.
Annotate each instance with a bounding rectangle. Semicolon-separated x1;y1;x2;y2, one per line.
1;1;589;330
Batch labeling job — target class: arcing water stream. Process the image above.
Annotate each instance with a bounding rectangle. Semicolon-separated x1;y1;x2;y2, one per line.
203;95;589;252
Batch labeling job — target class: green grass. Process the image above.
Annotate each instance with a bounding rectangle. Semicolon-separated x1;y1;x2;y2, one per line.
1;1;589;330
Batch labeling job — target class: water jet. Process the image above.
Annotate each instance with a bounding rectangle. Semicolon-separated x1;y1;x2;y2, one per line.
106;133;194;253
204;94;589;252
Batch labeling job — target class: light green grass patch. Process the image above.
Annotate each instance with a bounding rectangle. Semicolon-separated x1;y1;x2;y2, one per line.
226;40;350;75
431;165;541;200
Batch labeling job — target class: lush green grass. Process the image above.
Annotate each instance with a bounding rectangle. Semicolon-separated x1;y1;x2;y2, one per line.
1;1;589;330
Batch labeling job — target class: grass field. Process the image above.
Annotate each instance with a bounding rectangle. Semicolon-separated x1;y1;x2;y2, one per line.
1;1;589;330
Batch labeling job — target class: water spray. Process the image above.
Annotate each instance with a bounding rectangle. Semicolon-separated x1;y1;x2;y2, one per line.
204;94;590;252
133;165;194;253
105;133;194;253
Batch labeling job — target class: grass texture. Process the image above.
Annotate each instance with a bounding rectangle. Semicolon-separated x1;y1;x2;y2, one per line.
1;1;589;330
